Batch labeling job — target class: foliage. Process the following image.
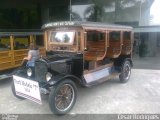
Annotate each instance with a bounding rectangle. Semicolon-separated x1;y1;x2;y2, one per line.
84;4;104;22
71;12;82;21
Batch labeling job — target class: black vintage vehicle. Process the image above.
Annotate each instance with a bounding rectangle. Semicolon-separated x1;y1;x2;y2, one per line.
12;21;133;114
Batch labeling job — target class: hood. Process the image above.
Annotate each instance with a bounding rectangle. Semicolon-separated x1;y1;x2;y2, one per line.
39;54;72;65
36;54;73;74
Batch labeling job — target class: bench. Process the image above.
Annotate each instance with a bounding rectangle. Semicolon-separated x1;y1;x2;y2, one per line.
121;40;132;55
85;41;106;61
106;41;121;58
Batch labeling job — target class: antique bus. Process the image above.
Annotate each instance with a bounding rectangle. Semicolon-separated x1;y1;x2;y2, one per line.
12;21;133;114
0;31;46;80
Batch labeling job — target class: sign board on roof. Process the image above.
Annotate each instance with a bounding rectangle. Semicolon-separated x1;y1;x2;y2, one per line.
44;21;75;28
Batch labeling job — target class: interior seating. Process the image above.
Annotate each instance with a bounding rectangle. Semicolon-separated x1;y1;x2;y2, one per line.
121;40;132;55
106;41;121;58
85;40;106;61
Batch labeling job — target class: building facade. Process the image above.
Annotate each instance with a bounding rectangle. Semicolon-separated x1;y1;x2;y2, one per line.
0;0;159;56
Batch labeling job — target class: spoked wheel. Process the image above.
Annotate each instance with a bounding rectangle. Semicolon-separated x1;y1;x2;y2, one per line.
119;61;131;83
49;79;77;115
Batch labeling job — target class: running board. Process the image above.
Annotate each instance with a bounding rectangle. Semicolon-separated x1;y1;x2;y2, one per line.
84;67;112;84
83;66;120;87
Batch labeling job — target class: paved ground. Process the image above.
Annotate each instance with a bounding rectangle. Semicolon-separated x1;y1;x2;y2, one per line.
133;56;160;70
0;57;160;114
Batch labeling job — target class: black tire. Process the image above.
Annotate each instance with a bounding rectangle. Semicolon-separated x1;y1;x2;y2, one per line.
11;80;26;100
49;79;77;115
119;60;131;83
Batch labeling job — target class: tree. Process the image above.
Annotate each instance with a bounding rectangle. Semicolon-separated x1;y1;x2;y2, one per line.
84;4;104;22
71;12;82;21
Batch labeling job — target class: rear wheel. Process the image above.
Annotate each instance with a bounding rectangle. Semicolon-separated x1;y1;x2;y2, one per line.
49;79;77;115
11;80;25;100
119;61;131;83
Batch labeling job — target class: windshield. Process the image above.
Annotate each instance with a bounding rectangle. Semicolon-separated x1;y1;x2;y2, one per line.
49;31;75;45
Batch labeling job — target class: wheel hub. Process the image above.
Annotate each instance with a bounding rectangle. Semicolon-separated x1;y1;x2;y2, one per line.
55;84;75;112
124;64;131;79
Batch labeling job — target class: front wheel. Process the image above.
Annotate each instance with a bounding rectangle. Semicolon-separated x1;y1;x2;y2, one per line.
119;61;131;83
49;79;77;115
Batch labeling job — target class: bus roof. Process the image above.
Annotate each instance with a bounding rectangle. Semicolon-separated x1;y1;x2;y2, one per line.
42;21;133;31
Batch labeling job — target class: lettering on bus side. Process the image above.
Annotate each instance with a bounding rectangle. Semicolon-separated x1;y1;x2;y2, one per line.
45;21;75;28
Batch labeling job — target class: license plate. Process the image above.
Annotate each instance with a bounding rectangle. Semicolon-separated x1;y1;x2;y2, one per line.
13;75;42;104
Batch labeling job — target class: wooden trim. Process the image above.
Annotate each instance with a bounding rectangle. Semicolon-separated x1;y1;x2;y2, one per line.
10;35;14;51
30;35;32;43
81;30;84;51
106;31;109;48
44;31;48;51
121;31;133;55
10;35;15;66
84;31;87;50
76;32;79;51
120;31;123;46
13;49;29;52
82;27;131;31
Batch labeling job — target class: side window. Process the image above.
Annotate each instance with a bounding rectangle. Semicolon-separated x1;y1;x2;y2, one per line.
35;35;44;47
123;32;131;40
0;37;11;51
14;36;30;50
109;31;120;41
87;31;105;41
86;31;93;41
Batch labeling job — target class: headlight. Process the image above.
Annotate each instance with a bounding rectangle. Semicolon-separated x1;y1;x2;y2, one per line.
46;72;52;82
27;68;32;77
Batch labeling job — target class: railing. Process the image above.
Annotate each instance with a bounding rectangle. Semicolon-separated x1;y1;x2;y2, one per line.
0;30;45;71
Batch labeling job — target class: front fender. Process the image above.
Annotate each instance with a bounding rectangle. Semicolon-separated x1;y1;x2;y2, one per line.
48;75;81;86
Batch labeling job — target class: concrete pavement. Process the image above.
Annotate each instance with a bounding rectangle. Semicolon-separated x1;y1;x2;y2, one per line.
0;57;160;114
0;69;160;114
